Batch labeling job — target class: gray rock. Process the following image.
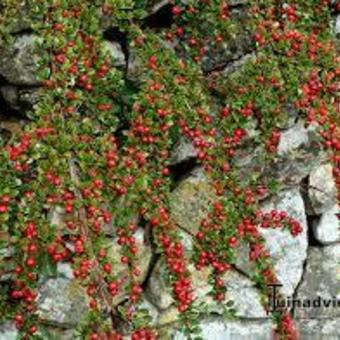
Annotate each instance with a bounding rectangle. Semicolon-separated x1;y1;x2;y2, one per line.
313;204;340;245
260;190;308;296
201;7;254;73
0;34;41;85
146;259;174;310
335;15;340;36
170;168;215;234
295;244;340;319
170;136;197;165
138;295;159;326
0;323;17;340
37;277;89;327
104;41;126;68
277;121;310;155
296;319;340;340
236;190;308;297
106;228;153;306
308;163;337;215
173;317;274;340
222;270;267;318
236;124;325;189
0;86;40;113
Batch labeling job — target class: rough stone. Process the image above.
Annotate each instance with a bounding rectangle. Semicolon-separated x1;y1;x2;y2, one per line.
104;41;126;68
146;259;175;310
0;86;40;113
201;8;254;73
308;163;337;215
260;190;308;296
170;168;215;234
335;15;340;36
295;244;340;319
277;121;310;155
37;277;89;327
237;190;308;297
296;319;340;340
313;204;340;245
0;323;17;340
236;124;326;189
170;136;197;165
138;295;159;326
106;228;152;305
222;270;267;318
0;34;42;86
173;318;274;340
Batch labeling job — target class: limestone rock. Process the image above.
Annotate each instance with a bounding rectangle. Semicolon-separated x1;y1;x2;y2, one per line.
260;190;308;296
201;8;254;73
0;34;42;86
106;228;152;305
235;123;325;188
0;323;17;340
308;163;337;215
222;270;267;318
277;121;310;155
237;190;308;297
295;244;340;319
146;259;174;310
104;41;126;68
37;277;89;327
0;86;40;113
173;317;274;340
170;136;197;165
313;204;340;245
170;168;215;234
335;15;340;36
296;319;340;340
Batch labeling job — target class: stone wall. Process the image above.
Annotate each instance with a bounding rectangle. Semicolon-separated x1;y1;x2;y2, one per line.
0;1;339;339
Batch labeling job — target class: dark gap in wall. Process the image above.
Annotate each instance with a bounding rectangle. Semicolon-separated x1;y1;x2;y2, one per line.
300;176;324;247
169;157;198;188
103;26;129;70
142;4;174;30
306;214;323;247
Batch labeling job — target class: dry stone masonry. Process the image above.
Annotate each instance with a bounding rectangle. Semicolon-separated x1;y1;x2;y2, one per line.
0;0;339;339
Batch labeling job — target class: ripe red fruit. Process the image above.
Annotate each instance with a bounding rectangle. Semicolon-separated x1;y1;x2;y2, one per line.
172;6;182;16
55;54;66;64
26;257;37;268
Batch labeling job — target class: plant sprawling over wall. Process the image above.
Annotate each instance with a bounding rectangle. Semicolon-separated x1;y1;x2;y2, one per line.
0;0;339;339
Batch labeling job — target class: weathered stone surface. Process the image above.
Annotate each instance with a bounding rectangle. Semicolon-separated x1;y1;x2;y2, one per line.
308;163;337;215
170;168;215;234
107;228;152;305
138;295;159;326
296;319;340;340
0;86;40;113
0;34;41;85
335;15;340;35
170;136;197;165
0;323;17;340
201;9;254;73
104;41;126;68
222;270;267;318
236;124;325;189
260;190;308;296
236;190;308;297
146;259;175;310
173;318;274;340
37;277;89;327
277;121;310;155
313;204;340;245
295;244;340;319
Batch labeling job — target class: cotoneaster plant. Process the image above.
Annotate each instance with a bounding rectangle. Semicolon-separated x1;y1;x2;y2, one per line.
0;0;339;339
